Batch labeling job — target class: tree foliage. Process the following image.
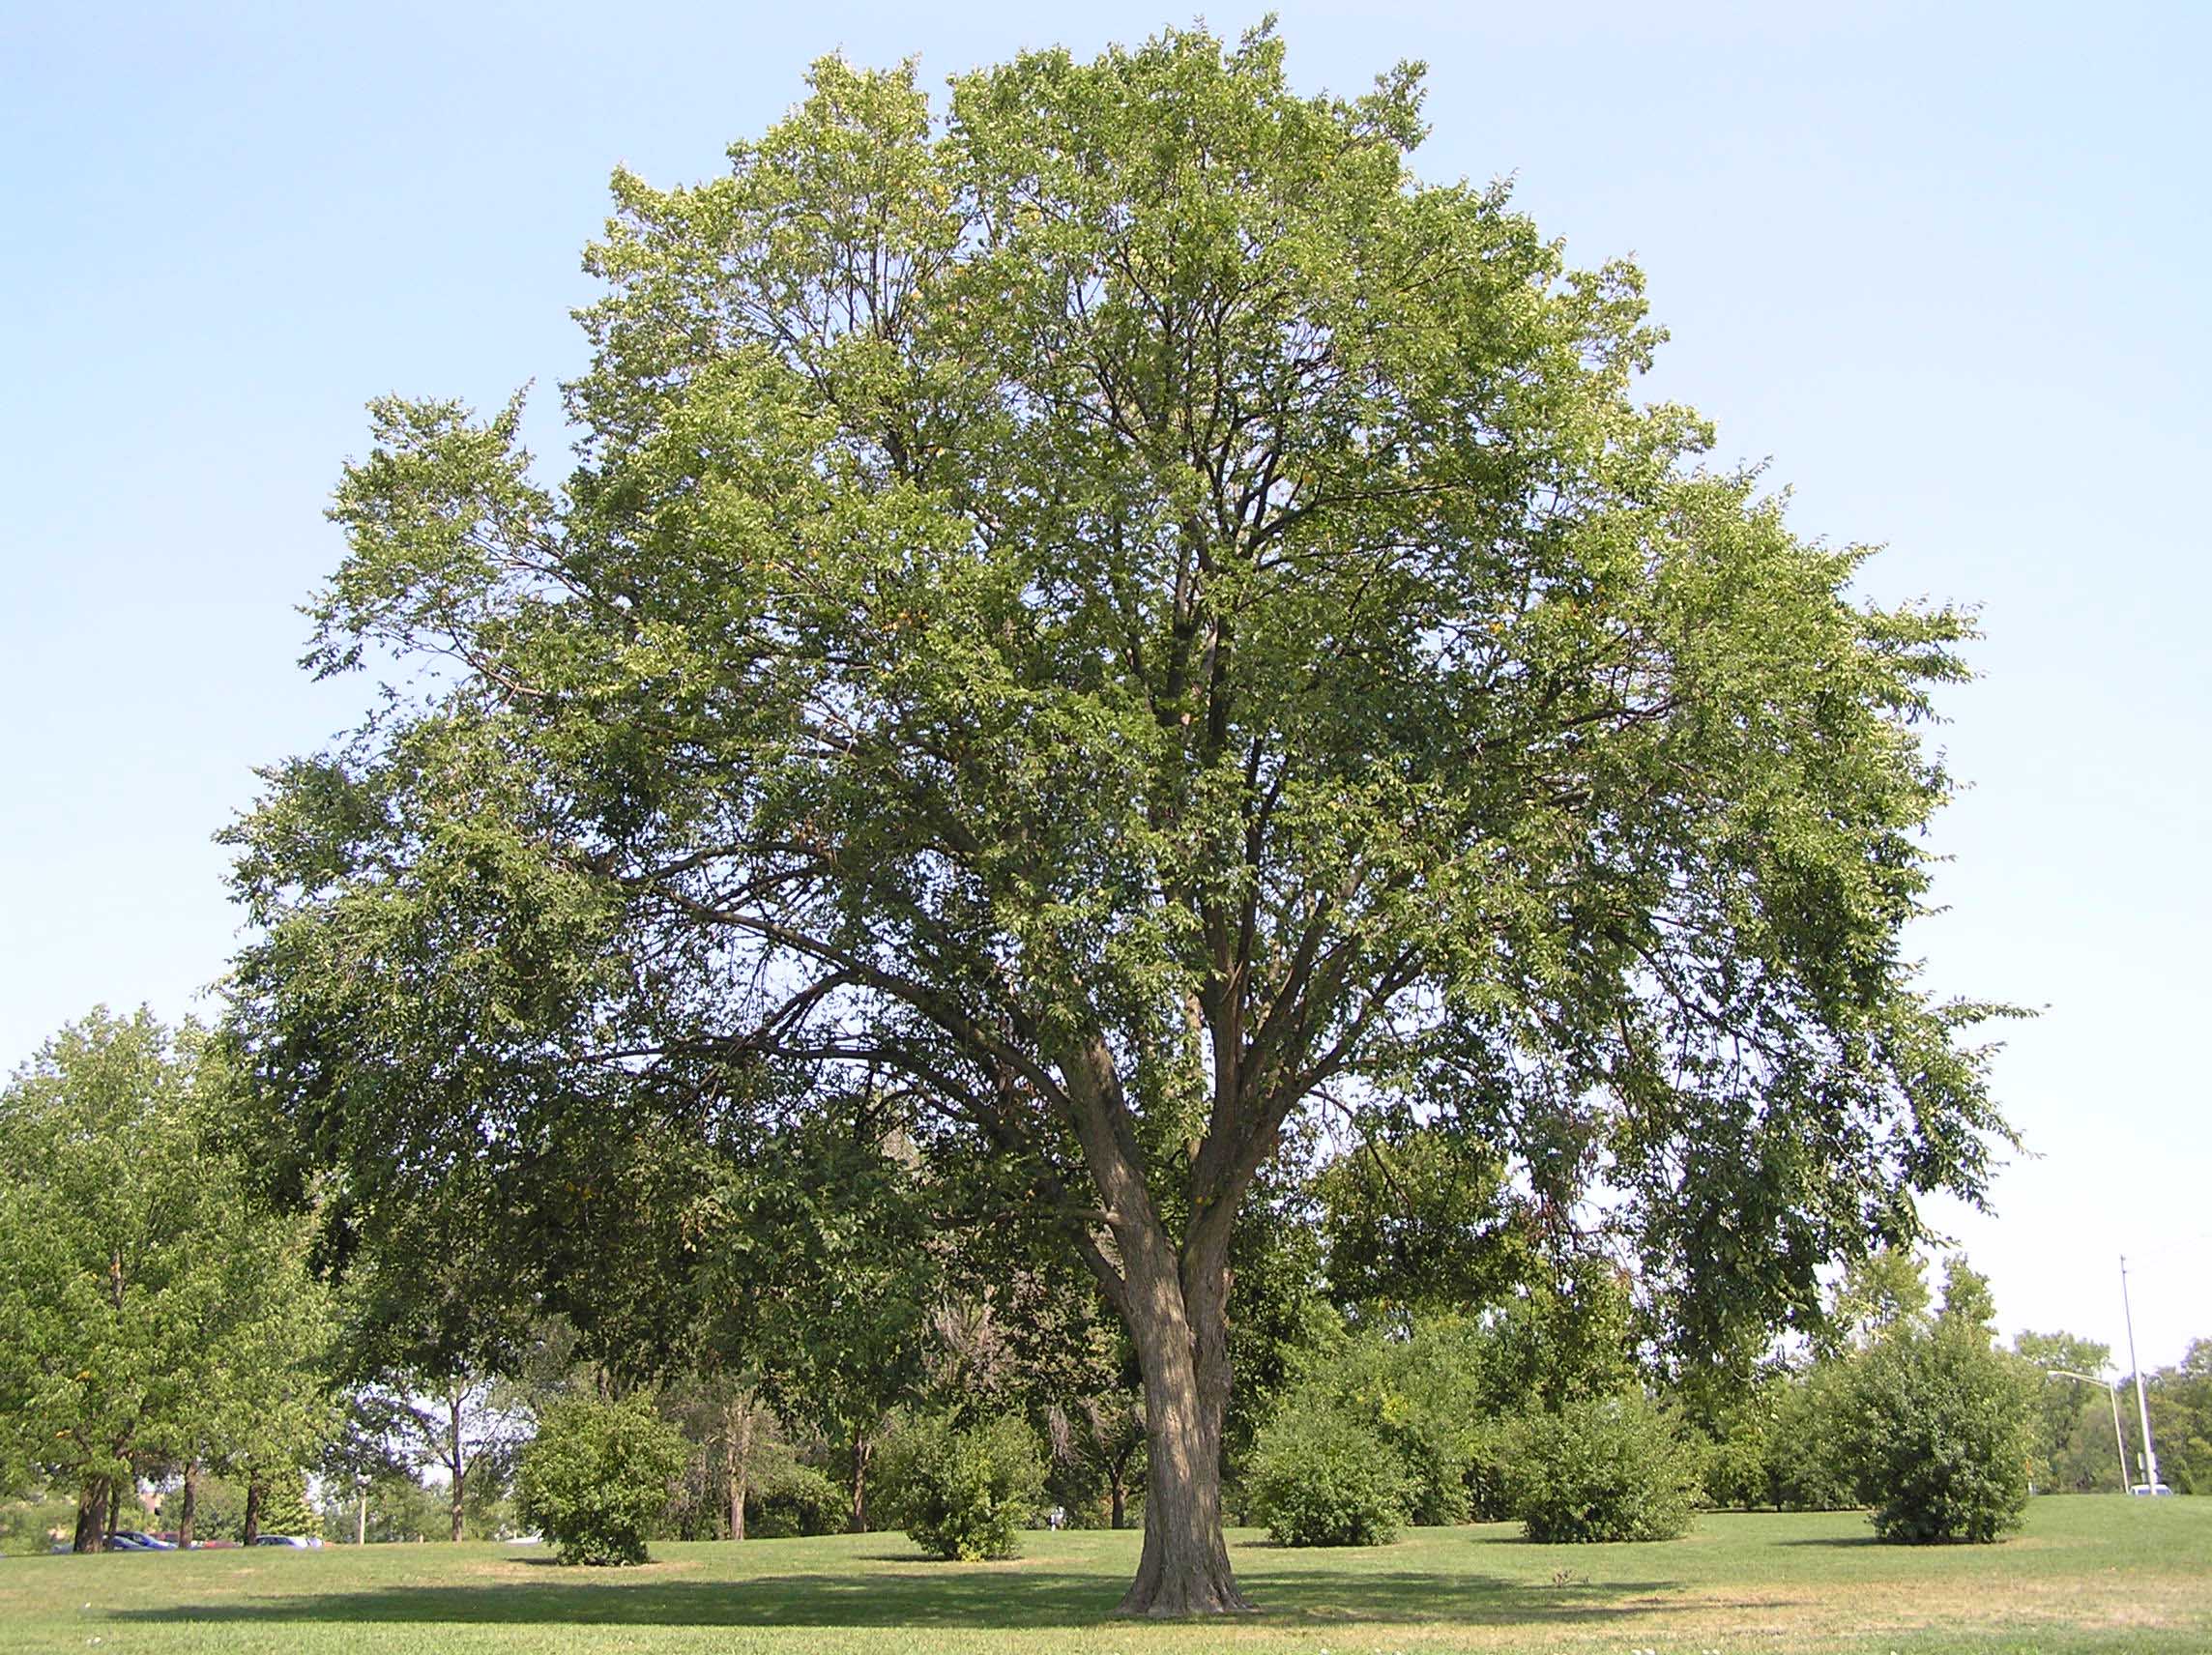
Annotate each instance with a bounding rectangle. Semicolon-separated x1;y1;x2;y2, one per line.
2013;1329;2122;1494
223;22;2013;1613
1268;1325;1482;1526
2146;1342;2212;1496
1313;1126;1530;1323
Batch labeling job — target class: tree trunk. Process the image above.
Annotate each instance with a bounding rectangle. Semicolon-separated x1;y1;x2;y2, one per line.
73;1479;108;1553
1114;1242;1251;1615
106;1477;124;1543
179;1459;199;1548
725;1396;752;1542
848;1429;871;1533
1109;1449;1131;1530
242;1475;265;1546
450;1391;467;1542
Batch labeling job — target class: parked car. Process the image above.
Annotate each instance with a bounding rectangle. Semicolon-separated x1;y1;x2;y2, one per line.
107;1531;176;1551
2130;1482;2175;1496
251;1534;324;1548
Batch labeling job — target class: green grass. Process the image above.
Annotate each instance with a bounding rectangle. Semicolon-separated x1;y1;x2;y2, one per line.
4;1499;2206;1654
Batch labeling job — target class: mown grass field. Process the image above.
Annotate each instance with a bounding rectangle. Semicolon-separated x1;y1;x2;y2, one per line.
5;1499;2205;1655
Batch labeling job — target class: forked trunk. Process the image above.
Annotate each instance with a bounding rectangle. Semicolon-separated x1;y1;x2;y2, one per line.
1057;1030;1261;1615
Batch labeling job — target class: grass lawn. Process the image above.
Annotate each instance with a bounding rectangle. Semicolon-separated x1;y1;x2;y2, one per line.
4;1499;2205;1655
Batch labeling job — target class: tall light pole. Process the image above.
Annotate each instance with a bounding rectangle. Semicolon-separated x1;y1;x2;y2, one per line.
2120;1255;2162;1491
2046;1369;2131;1493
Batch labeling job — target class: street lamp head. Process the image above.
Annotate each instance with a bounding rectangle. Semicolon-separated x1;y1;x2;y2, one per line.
2045;1368;2114;1389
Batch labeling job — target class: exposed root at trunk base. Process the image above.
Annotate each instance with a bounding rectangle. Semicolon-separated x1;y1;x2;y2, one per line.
1116;1580;1260;1617
1115;1533;1260;1616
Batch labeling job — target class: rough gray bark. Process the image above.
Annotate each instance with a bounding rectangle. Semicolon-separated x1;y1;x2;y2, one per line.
1114;1245;1251;1615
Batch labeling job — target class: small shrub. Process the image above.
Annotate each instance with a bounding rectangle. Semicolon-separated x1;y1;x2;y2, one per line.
1829;1322;2033;1543
876;1414;1044;1561
1246;1406;1409;1547
1503;1392;1702;1543
515;1392;687;1565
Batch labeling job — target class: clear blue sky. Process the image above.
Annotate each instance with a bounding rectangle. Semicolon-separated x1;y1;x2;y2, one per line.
3;2;2204;1369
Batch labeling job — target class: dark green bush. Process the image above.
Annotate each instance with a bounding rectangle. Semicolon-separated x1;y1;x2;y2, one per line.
514;1393;687;1565
1246;1406;1409;1547
876;1414;1044;1561
1762;1362;1859;1511
1829;1322;2033;1543
748;1460;846;1539
1503;1392;1703;1543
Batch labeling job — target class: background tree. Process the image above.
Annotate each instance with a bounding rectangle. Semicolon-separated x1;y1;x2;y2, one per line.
659;1368;781;1541
344;1349;545;1542
2012;1330;2121;1494
225;24;2014;1613
1816;1246;1936;1360
2145;1342;2212;1495
692;1102;939;1532
1002;1273;1148;1530
315;1465;451;1543
0;1010;335;1552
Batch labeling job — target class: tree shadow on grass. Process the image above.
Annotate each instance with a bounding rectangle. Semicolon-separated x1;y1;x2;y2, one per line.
116;1562;1689;1631
1771;1535;1884;1548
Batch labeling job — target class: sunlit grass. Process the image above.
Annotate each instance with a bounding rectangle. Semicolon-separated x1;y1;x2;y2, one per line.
2;1497;2204;1654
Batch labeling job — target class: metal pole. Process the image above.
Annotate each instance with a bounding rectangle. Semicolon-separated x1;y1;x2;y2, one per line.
2106;1380;2129;1494
2120;1256;2162;1490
